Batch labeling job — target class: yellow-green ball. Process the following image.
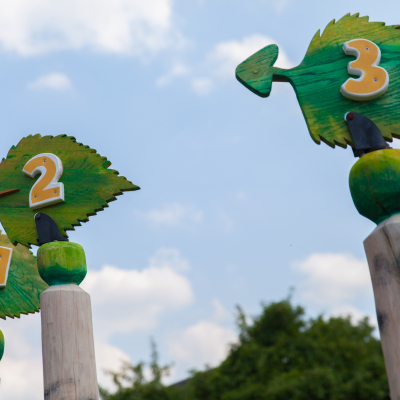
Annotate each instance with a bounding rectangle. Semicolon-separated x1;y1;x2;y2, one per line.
37;242;87;286
349;149;400;224
0;330;4;361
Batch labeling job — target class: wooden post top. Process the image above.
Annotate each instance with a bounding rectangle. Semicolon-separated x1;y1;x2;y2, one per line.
350;149;400;224
37;241;87;286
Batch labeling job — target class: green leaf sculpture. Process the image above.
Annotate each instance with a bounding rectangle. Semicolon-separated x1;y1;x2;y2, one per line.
0;330;4;361
0;232;47;320
236;13;400;148
0;134;139;247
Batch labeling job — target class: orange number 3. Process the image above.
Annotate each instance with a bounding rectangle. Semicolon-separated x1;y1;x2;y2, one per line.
0;246;12;287
340;39;389;101
23;153;65;210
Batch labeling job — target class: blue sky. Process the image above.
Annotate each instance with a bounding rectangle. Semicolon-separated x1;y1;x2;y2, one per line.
0;0;398;398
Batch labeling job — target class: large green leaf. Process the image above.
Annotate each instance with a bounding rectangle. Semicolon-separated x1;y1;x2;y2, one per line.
236;13;400;148
0;232;47;320
0;134;139;247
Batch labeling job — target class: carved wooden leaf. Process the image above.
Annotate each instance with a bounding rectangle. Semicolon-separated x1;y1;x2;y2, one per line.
0;134;139;247
236;13;400;148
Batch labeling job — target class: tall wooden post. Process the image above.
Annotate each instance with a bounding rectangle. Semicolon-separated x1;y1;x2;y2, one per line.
38;241;99;400
234;10;400;400
364;214;400;398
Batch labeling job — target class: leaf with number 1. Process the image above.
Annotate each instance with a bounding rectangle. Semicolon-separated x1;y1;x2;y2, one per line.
0;232;47;319
0;134;140;247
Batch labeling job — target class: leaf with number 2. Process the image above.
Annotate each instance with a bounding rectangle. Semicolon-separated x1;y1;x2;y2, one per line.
0;134;139;247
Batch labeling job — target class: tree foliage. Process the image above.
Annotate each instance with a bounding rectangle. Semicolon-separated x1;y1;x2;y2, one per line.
101;299;390;400
100;339;173;400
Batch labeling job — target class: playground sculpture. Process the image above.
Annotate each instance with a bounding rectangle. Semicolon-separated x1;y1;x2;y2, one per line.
0;134;139;399
236;13;400;399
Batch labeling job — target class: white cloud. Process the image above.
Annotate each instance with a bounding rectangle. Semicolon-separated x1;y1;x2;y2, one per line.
148;247;191;272
1;355;43;399
95;341;131;392
293;253;377;326
293;253;372;306
28;73;71;90
157;63;189;87
191;77;214;95
81;257;194;338
0;314;43;400
135;203;203;227
208;34;294;80
169;321;237;369
0;0;180;56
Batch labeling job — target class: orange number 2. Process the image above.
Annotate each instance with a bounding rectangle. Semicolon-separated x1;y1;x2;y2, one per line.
0;246;12;287
23;153;65;210
340;39;389;101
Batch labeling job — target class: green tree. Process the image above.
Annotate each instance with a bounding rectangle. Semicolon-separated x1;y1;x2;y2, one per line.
102;299;390;400
186;300;389;400
99;339;172;400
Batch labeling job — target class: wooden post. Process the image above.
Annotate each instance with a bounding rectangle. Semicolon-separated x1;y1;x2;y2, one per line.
38;242;99;400
364;214;400;398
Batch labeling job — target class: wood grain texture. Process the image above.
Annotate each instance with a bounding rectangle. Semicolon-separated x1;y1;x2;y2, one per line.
41;284;98;400
0;232;48;319
364;214;400;399
236;13;400;148
0;134;140;247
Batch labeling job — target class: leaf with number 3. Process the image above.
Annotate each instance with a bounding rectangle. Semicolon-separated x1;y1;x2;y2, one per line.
236;13;400;148
0;134;140;247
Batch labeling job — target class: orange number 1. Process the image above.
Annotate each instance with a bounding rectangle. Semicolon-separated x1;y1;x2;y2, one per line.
340;39;389;101
0;246;12;287
23;153;65;210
